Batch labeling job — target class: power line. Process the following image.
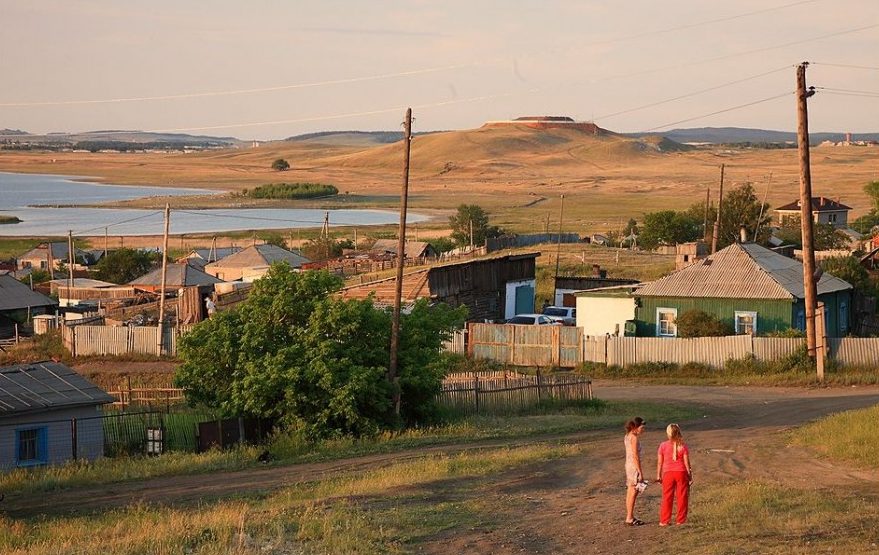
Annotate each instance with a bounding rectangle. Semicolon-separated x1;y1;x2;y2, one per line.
595;65;790;121
820;91;879;99
72;210;164;237
0;62;495;108
643;91;792;132
815;86;879;97
811;62;879;71
174;209;335;226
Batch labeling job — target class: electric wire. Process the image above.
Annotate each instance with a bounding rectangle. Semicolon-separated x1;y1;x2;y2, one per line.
71;210;164;236
643;91;793;132
814;87;879;97
174;209;341;227
811;62;879;71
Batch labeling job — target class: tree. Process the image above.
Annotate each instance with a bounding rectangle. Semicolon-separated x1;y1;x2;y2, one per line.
258;232;288;249
687;183;771;249
19;269;51;285
820;256;875;298
271;158;290;171
300;236;348;261
93;248;158;284
864;180;879;212
175;264;466;438
774;216;849;251
852;181;879;235
637;211;701;251
448;204;502;248
676;310;734;338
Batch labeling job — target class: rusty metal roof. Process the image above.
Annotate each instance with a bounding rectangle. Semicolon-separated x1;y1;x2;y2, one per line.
637;243;852;300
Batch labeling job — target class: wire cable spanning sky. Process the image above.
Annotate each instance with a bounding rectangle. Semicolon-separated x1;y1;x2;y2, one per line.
1;0;877;139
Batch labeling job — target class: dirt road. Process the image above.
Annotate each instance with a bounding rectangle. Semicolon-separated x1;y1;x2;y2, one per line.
5;384;879;553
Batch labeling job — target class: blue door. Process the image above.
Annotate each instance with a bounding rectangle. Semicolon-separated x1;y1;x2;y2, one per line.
514;284;534;315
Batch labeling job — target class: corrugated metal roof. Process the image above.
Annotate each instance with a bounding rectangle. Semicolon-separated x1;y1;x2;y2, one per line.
187;247;242;262
0;361;114;417
129;263;223;287
0;274;58;311
637;243;852;300
204;245;310;269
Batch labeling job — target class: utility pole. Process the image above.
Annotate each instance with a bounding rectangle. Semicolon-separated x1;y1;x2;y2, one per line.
47;241;55;280
711;164;725;254
553;194;565;306
754;172;773;241
67;230;74;291
469;219;474;251
796;61;820;367
388;107;412;418
156;203;171;357
104;227;109;258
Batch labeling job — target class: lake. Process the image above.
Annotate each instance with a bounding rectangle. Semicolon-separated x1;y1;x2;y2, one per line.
0;172;424;236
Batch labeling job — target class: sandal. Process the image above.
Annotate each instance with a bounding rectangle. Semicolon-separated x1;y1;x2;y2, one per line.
625;518;646;526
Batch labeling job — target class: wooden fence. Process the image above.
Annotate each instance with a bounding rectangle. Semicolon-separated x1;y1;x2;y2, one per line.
467;323;879;369
437;370;593;415
106;387;186;410
62;324;189;357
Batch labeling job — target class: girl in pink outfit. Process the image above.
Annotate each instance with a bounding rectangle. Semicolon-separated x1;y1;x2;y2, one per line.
623;416;646;526
656;423;692;526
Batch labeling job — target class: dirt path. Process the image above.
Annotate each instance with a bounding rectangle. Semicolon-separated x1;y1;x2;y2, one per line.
4;384;879;553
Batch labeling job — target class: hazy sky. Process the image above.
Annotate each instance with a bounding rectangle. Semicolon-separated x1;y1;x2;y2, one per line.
1;0;877;140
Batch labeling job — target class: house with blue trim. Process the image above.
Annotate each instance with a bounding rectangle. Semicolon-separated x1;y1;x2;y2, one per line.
0;361;113;470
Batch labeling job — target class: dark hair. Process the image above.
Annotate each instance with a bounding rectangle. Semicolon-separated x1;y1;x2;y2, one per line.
625;417;645;433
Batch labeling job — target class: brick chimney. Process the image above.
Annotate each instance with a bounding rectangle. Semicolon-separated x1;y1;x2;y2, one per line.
592;264;602;277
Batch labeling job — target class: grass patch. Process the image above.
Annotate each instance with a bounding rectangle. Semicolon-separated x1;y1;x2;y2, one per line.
581;350;879;387
790;404;879;469
667;481;879;554
0;215;22;225
0;400;696;496
0;444;576;554
243;182;338;200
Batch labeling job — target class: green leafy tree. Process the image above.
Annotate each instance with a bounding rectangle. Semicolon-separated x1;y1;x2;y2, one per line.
864;181;879;212
449;204;502;248
258;232;288;249
300;236;349;261
687;183;771;248
638;211;702;251
774;216;849;250
19;269;51;285
851;181;879;235
175;264;466;438
93;248;158;284
427;237;456;254
676;310;734;338
820;256;875;298
271;158;290;171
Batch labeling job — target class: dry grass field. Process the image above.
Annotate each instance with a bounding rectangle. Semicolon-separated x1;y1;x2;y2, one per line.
2;125;877;239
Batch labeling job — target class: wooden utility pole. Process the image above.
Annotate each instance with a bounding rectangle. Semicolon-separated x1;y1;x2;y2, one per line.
796;61;819;364
104;227;109;258
46;241;55;280
388;108;412;417
711;164;725;254
553;194;565;306
469;219;474;250
67;230;75;291
754;172;773;241
156;203;171;357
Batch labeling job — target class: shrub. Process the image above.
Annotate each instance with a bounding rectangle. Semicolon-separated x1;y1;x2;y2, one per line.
246;182;337;200
271;158;290;171
676;309;734;337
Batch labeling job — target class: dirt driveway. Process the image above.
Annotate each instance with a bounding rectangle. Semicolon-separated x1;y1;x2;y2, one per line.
5;383;879;554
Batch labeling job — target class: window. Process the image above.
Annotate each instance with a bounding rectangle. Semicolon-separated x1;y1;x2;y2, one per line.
16;427;47;466
839;301;849;335
735;311;758;335
656;308;678;337
796;309;805;330
829;213;838;224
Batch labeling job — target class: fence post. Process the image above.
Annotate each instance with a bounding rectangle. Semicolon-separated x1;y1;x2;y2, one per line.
71;324;77;358
70;417;78;460
14;323;19;344
536;367;542;403
474;373;480;414
238;417;246;445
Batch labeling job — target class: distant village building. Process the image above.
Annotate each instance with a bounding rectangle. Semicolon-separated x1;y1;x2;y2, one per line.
369;239;437;261
128;263;223;293
0;361;113;469
675;241;709;270
49;278;136;308
17;242;92;271
179;247;242;267
0;274;57;325
775;197;851;229
203;244;310;282
553;267;640;307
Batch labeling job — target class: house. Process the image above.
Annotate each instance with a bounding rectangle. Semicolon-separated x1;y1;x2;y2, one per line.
575;284;643;336
369;239;437;261
634;242;853;337
339;253;539;321
775;197;851;228
203;244;310;281
128;263;224;293
553;267;640;306
0;361;114;469
0;274;57;324
17;242;92;271
179;246;242;269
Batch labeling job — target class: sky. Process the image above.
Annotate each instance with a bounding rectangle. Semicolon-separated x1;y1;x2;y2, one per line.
1;0;877;140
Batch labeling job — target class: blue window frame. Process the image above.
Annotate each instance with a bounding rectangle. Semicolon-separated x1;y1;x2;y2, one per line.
16;427;48;466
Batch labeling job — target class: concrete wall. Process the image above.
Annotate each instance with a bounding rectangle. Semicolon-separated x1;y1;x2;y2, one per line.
0;405;105;470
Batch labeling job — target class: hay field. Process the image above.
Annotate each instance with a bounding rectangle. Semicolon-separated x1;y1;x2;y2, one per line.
1;124;877;235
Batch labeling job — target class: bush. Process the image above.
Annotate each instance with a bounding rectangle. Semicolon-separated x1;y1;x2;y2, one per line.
271;158;290;171
246;183;337;200
676;310;734;337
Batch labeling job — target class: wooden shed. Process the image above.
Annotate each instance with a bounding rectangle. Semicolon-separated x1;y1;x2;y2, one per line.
339;253;539;321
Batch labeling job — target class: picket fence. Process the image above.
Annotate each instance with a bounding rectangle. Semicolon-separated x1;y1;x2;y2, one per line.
62;324;192;357
466;323;879;369
437;370;593;414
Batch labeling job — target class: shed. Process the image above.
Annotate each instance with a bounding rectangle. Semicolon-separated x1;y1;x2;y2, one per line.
203;244;310;281
128;263;224;293
553;272;639;307
0;274;58;323
339;253;539;321
634;242;853;337
575;284;643;336
0;361;114;469
369;239;438;260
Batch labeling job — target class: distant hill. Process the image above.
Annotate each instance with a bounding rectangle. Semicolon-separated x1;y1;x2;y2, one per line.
0;129;244;147
285;130;440;147
643;127;879;145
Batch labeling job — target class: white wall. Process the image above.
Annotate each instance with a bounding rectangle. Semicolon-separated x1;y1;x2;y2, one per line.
576;296;636;336
504;279;536;319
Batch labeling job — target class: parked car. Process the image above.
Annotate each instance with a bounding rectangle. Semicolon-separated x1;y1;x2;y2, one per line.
542;306;576;326
506;314;559;325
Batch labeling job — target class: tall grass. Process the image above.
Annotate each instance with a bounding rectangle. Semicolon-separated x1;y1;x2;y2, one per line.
790;404;879;468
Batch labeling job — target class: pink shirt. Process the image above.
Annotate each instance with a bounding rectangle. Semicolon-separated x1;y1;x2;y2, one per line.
658;440;689;474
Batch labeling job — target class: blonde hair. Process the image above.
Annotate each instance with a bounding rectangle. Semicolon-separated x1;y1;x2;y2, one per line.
666;423;683;461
